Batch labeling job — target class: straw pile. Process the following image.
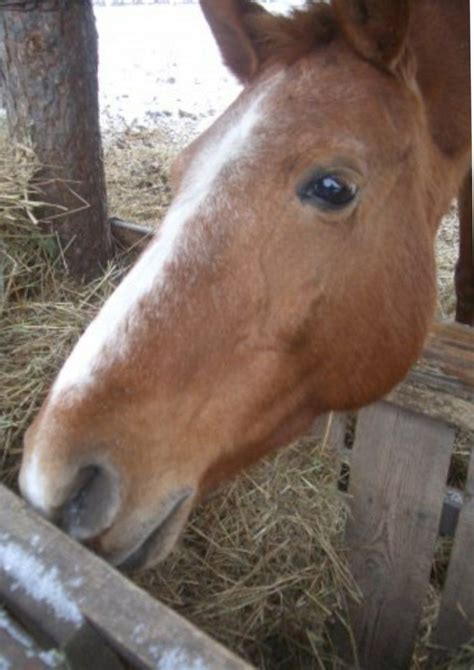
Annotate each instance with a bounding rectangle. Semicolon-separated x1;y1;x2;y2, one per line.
104;126;175;225
0;121;472;669
137;437;356;669
0;126;126;485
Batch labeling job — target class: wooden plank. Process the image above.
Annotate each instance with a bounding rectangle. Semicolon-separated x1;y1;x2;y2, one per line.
0;484;253;670
0;607;66;669
387;322;474;431
311;412;348;452
62;622;126;670
340;440;463;538
110;217;153;252
341;402;455;670
431;449;474;663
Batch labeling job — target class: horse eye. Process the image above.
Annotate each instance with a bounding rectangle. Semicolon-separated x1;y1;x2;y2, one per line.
297;174;357;210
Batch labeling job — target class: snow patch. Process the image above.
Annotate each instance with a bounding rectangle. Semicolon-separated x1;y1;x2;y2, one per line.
148;644;210;670
67;576;85;589
94;3;304;137
0;538;82;625
0;609;33;649
29;534;41;548
133;622;147;645
37;650;65;668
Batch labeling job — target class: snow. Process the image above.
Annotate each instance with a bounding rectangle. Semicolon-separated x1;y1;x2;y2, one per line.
0;608;64;668
148;644;210;670
157;648;209;670
94;2;303;139
133;622;148;644
36;650;65;668
0;609;33;649
95;4;238;136
135;626;211;668
0;536;82;625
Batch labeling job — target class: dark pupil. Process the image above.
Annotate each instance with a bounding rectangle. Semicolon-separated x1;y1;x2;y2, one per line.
312;176;354;205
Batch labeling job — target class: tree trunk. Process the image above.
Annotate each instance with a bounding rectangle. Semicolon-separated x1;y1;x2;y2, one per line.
0;0;112;281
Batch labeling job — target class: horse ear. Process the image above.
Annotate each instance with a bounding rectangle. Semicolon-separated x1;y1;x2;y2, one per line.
333;0;411;71
200;0;268;83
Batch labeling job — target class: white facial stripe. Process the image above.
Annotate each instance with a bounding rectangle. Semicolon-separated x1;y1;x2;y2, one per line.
51;77;279;402
19;452;48;511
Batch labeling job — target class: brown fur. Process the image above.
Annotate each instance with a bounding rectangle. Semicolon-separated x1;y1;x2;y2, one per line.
20;0;471;569
333;0;411;69
244;3;337;66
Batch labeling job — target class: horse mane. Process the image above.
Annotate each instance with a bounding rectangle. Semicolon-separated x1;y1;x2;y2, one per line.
244;2;338;67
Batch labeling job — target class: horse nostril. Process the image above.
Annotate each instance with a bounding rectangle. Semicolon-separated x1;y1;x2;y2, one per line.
59;465;121;541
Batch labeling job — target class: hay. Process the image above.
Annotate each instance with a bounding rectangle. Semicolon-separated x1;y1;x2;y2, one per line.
136;437;357;669
0;125;125;484
414;580;474;670
104;126;175;226
412;585;441;670
0;121;472;669
444;641;474;670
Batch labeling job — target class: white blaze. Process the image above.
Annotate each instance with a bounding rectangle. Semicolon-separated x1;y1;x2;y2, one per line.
19;451;48;511
51;77;278;402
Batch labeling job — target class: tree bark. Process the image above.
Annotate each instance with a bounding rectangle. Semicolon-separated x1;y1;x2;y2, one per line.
0;0;112;280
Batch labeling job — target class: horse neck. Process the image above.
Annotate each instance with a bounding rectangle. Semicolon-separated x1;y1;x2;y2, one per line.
410;0;471;174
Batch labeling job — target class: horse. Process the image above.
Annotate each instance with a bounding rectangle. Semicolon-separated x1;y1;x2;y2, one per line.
20;0;471;570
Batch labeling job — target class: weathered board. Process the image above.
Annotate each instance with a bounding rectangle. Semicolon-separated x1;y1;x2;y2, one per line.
311;412;348;453
0;607;66;670
432;449;474;663
387;322;474;431
341;402;455;670
315;415;465;539
0;484;252;670
110;217;153;252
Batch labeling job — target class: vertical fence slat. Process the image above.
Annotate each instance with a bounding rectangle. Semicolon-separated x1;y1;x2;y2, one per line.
432;448;474;663
311;412;347;453
342;402;454;670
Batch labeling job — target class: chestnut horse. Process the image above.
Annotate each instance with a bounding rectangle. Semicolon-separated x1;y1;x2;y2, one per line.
20;0;471;570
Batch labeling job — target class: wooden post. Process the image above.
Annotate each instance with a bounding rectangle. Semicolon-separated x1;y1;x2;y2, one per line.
431;450;474;665
340;403;455;670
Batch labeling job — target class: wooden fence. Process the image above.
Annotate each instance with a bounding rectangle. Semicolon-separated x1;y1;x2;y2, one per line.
315;321;474;668
0;484;251;670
